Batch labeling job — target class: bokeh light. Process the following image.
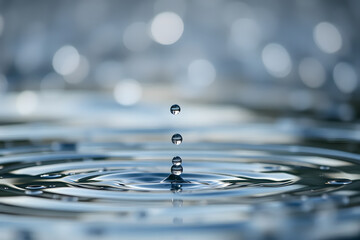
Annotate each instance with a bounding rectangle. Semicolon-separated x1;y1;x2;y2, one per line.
151;12;184;45
333;62;358;94
114;79;142;106
64;56;90;84
52;45;80;76
188;59;216;87
314;22;342;54
298;58;326;88
262;43;292;78
16;91;38;115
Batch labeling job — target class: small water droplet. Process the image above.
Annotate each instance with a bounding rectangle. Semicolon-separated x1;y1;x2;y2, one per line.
172;156;182;166
171;165;183;176
320;166;330;170
171;134;183;145
170;104;181;115
326;179;352;185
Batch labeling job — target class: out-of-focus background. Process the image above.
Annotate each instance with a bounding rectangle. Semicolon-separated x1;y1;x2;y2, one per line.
0;0;359;122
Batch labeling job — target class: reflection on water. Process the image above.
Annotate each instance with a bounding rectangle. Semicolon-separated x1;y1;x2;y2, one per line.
0;117;359;239
0;96;359;239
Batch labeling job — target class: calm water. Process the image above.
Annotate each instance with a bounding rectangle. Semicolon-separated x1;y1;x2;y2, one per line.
0;119;359;240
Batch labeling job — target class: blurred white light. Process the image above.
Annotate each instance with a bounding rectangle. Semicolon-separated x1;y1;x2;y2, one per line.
52;45;80;76
40;72;65;91
151;12;184;45
333;62;358;94
114;79;142;106
188;59;216;87
123;22;151;52
16;91;38;115
262;43;292;78
299;58;326;88
64;56;90;84
0;74;8;94
314;22;342;54
230;18;261;51
0;15;4;36
95;61;122;88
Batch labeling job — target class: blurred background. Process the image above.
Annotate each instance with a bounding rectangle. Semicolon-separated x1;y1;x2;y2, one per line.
0;0;359;122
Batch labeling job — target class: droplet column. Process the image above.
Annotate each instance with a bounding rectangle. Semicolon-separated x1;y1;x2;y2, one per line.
170;104;183;176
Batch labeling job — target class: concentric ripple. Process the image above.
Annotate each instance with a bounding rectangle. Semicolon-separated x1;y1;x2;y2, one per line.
0;142;359;210
0;124;359;239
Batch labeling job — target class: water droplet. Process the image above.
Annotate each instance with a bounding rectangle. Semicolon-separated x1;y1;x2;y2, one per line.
172;156;182;166
171;165;183;176
326;179;352;185
171;134;183;145
320;166;330;170
170;104;181;115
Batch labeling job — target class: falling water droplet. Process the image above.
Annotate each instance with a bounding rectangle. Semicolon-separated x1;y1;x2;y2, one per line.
326;179;352;185
171;165;183;176
170;104;181;115
172;133;183;145
172;156;182;166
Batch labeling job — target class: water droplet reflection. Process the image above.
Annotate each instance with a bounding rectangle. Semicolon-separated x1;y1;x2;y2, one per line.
171;165;183;176
171;134;183;145
170;104;181;115
172;156;182;166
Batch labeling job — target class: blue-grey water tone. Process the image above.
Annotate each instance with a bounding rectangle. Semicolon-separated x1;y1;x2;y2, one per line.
0;103;359;239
